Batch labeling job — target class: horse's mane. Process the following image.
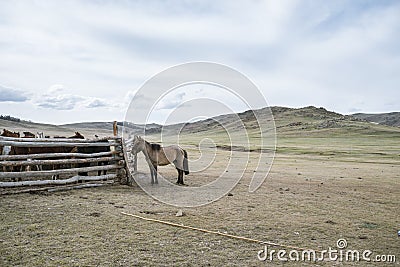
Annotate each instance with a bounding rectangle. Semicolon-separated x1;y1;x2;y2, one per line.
151;143;161;150
145;141;161;151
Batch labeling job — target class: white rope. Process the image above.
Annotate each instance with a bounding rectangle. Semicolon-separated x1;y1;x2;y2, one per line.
121;211;321;252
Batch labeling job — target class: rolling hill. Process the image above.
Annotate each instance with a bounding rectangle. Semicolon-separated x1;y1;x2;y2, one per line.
129;106;400;138
351;112;400;127
1;106;399;139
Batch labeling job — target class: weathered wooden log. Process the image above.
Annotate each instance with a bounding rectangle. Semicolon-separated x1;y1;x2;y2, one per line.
47;181;114;192
0;174;117;187
0;156;116;167
0;140;117;147
0;136;121;142
0;164;121;179
0;151;117;161
1;181;114;195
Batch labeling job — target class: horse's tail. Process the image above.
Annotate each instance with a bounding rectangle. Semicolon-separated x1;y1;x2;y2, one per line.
183;149;189;175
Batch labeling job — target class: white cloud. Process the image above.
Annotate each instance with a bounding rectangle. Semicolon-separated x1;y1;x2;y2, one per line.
155;92;186;110
36;93;84;111
85;98;109;108
0;1;399;123
0;85;29;102
34;85;115;111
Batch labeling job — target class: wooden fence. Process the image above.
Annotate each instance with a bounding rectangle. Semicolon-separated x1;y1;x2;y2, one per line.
0;136;131;194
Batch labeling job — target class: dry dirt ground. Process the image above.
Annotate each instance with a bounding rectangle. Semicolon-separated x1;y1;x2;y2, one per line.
1;146;399;266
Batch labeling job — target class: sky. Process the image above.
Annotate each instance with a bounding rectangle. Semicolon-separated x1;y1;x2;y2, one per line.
0;0;399;124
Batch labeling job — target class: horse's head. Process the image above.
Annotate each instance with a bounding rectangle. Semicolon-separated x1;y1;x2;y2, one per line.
69;131;85;139
131;135;145;154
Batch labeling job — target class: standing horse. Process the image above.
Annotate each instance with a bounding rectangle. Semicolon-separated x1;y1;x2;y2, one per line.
23;131;36;138
1;129;20;172
1;129;20;138
131;136;189;185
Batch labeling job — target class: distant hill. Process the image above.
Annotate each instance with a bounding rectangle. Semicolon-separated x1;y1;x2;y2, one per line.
351;112;400;127
136;106;400;141
1;106;399;139
0;119;114;138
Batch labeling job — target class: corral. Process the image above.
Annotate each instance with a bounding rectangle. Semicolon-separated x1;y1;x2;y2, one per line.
0;134;130;194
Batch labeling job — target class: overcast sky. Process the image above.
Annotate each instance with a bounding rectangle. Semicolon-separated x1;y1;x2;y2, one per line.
0;0;399;124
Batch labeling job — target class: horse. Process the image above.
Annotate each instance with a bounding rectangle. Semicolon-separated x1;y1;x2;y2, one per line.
54;132;85;139
23;131;35;138
1;129;20;138
130;136;189;185
1;129;20;172
70;132;85;139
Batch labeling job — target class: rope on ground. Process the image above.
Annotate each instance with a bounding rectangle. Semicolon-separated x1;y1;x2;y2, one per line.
121;211;321;253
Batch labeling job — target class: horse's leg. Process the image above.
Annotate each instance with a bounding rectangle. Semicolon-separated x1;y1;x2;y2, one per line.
180;170;184;185
175;168;180;184
149;163;154;184
176;169;183;185
151;166;156;184
154;165;158;184
52;163;58;180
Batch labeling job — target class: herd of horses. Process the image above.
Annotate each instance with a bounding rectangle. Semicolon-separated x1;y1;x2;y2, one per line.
0;129;110;178
1;129;85;157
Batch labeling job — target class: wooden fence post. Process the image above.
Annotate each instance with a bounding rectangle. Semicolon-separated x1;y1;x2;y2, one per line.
113;121;118;137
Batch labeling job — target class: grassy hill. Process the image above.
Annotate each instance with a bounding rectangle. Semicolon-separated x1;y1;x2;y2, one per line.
0;119;114;138
139;106;400;165
2;106;399;164
352;112;400;127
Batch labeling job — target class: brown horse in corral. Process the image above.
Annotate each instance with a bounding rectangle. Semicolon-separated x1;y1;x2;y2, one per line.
23;131;36;138
131;136;189;185
1;129;20;171
1;129;20;138
54;131;84;139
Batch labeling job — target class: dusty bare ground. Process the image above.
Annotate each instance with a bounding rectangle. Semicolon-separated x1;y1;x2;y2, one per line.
1;146;399;266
